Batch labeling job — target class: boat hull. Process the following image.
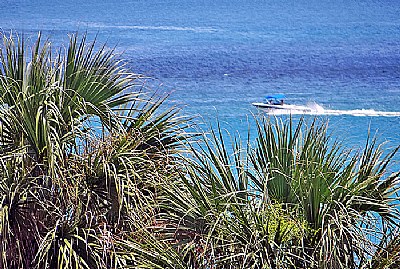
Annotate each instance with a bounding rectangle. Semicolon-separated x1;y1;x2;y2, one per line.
252;102;312;112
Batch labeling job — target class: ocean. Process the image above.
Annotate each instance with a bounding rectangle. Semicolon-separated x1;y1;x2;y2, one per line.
2;0;400;160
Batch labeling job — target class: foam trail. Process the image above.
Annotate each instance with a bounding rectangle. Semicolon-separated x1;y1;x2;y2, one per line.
73;22;218;33
265;103;400;117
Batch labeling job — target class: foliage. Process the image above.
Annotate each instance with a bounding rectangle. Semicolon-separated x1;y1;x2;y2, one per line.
0;31;399;269
0;32;189;268
155;117;400;269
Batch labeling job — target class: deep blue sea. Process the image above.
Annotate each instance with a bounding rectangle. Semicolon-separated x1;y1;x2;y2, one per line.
2;0;400;162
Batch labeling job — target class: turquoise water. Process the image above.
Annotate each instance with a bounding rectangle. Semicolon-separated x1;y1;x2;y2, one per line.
2;0;400;155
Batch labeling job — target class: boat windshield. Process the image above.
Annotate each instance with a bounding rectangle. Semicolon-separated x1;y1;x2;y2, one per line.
266;94;285;105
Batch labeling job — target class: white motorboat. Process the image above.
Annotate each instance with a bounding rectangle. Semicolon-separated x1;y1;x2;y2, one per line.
252;94;312;113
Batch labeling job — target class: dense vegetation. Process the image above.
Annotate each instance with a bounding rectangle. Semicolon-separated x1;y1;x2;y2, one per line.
0;33;399;269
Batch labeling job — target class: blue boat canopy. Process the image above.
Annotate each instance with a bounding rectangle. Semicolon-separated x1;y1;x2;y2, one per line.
266;94;286;100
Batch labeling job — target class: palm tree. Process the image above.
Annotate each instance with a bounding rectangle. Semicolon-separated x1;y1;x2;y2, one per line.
0;32;189;268
248;117;400;268
0;31;399;269
154;116;400;269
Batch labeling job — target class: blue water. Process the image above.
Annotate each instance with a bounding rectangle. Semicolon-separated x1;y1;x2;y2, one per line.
2;0;400;158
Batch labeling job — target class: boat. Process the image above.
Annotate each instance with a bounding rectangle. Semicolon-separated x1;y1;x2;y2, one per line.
252;94;312;113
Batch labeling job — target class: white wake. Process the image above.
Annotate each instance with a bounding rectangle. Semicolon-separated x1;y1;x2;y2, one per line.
266;102;400;117
77;22;218;33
